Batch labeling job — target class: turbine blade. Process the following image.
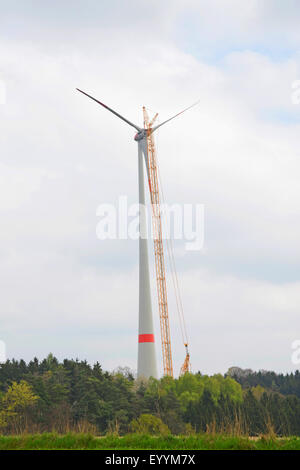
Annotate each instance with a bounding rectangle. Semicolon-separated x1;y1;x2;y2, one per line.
151;100;200;133
76;88;141;132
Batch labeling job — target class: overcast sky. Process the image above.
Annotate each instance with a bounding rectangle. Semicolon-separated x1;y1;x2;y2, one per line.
1;0;300;376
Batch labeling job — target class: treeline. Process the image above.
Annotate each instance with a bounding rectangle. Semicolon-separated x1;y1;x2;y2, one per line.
228;367;300;398
0;355;300;436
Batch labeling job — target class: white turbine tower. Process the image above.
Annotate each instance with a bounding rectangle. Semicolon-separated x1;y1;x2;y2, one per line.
76;88;197;379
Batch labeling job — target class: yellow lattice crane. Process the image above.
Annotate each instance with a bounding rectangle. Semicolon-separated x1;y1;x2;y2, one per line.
143;107;191;377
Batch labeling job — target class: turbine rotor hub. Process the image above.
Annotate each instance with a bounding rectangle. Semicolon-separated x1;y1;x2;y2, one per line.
134;129;147;141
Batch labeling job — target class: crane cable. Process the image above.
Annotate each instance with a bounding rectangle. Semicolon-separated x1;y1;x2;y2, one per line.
153;128;189;352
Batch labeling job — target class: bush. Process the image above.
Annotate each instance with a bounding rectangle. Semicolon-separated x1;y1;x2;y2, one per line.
130;414;170;436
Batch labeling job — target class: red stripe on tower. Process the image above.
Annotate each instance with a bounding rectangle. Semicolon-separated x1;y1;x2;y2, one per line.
139;334;155;343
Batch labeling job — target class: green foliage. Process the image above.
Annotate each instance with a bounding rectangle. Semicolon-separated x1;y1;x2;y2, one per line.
252;385;267;400
130;414;170;436
0;433;300;450
0;357;300;436
2;380;38;411
231;369;300;398
0;380;38;429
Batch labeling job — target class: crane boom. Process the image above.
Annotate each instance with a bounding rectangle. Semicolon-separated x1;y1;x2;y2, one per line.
143;107;173;377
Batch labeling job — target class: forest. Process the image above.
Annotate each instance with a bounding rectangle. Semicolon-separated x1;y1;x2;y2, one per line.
1;355;300;436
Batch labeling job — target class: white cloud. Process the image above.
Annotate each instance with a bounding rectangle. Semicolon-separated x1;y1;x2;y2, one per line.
175;0;300;55
0;163;45;210
176;269;300;374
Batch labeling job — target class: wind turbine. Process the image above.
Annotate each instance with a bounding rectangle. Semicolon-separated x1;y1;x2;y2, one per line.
76;88;197;379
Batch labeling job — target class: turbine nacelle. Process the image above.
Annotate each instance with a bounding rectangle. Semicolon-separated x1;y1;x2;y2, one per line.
134;129;147;141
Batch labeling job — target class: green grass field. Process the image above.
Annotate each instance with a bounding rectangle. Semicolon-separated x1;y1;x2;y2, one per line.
0;433;300;450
